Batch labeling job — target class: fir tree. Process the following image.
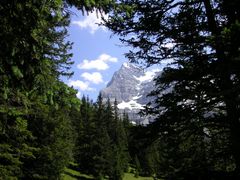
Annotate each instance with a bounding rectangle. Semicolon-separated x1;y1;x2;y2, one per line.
0;0;115;178
105;0;240;178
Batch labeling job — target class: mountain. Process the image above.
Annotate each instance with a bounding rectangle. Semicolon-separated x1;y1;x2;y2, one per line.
101;62;160;124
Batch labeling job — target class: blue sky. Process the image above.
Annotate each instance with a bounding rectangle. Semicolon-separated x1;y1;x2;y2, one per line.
64;8;129;100
63;8;172;101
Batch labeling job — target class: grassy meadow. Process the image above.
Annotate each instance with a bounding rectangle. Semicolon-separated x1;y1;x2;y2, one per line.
62;166;154;180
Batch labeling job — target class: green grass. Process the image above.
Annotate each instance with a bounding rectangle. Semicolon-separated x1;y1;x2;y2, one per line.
62;166;93;180
123;173;153;180
62;170;154;180
62;163;154;180
62;173;77;180
62;171;153;180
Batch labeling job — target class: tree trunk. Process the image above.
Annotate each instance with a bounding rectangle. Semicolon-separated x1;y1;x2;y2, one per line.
203;0;240;176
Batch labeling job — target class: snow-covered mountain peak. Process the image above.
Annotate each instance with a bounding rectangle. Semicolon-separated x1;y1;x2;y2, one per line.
122;62;131;68
101;62;161;124
122;62;142;70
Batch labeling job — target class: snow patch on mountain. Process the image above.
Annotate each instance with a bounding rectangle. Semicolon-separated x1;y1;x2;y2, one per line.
118;100;144;110
123;62;142;70
132;95;142;100
122;62;130;68
135;69;160;82
101;62;161;124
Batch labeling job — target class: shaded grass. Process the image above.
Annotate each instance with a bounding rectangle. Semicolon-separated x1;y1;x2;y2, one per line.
62;171;154;180
62;164;94;180
62;163;154;180
123;173;154;180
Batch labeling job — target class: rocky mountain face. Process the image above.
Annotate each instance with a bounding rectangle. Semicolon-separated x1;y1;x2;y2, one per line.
101;62;160;124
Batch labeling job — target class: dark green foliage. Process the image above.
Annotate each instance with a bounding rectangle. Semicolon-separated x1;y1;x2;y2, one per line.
105;0;240;179
133;155;141;178
91;95;112;178
65;0;115;14
0;0;83;179
0;0;119;179
109;99;130;180
75;96;97;175
22;82;79;179
75;95;129;180
127;125;154;177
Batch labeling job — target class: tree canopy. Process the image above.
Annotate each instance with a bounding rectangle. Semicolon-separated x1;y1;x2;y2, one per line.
105;0;240;179
2;0;240;179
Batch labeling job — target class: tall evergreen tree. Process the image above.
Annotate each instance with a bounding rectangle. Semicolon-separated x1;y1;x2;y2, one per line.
0;0;115;178
92;94;112;179
109;99;129;180
0;0;87;178
74;95;130;180
22;82;80;179
0;0;70;178
75;95;97;175
105;0;240;178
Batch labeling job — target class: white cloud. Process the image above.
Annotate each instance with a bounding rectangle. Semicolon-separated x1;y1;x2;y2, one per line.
77;53;118;70
72;11;108;34
78;59;109;70
68;80;95;91
98;53;118;62
76;91;81;98
81;72;103;84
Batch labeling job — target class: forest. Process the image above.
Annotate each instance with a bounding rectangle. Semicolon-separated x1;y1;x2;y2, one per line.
1;0;240;179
